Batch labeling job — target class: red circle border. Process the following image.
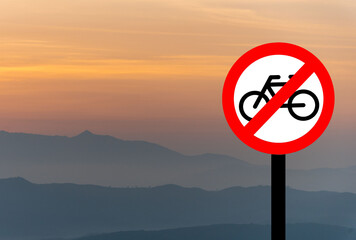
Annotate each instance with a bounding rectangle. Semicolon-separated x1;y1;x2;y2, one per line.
222;42;335;154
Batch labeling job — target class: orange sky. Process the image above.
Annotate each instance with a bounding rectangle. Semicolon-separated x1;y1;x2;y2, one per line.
0;0;356;168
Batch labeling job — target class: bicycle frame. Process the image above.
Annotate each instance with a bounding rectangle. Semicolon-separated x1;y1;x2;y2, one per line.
253;75;305;109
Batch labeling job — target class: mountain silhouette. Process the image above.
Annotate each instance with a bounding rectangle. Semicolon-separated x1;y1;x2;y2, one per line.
0;130;265;189
1;178;356;239
1;130;356;192
0;130;182;163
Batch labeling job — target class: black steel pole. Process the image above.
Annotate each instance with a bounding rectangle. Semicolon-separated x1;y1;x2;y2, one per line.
271;154;286;240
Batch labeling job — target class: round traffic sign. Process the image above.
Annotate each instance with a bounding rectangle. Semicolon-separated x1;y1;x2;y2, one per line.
222;42;334;154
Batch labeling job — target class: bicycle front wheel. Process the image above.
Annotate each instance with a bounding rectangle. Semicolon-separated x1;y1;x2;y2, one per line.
288;89;319;121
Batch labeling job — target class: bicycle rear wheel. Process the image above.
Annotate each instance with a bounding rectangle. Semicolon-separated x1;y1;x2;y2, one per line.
239;91;269;121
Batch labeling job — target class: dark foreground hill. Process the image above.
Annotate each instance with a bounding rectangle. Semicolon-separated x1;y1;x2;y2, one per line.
73;224;356;240
1;178;356;239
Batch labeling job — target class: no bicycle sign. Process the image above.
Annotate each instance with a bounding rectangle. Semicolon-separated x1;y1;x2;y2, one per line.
222;42;334;154
223;42;335;240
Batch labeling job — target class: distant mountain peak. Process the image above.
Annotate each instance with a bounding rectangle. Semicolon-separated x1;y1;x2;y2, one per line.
75;130;95;137
0;177;32;185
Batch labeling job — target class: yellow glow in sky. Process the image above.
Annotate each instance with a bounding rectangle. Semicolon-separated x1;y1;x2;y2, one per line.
0;0;355;166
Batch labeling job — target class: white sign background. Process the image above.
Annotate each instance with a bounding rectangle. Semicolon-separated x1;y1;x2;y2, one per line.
233;55;324;143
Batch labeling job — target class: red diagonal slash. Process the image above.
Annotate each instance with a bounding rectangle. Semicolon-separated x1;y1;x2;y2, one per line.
244;63;314;135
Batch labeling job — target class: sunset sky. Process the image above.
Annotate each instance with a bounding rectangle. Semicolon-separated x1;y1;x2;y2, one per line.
0;0;355;169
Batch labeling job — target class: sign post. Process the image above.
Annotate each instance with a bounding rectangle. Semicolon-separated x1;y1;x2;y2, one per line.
271;154;285;239
222;43;334;240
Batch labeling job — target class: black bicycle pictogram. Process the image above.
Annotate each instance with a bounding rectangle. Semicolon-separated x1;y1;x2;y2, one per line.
239;75;319;121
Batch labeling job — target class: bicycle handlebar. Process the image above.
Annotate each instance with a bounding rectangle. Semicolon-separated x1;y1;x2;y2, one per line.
267;75;281;81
